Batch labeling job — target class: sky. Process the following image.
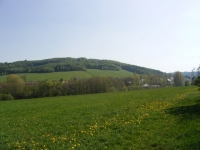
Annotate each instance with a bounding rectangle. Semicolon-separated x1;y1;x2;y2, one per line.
0;0;200;73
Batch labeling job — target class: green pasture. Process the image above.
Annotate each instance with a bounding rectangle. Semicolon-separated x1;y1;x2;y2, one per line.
0;86;200;149
0;69;133;82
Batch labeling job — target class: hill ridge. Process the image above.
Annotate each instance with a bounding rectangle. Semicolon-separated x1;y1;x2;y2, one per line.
0;57;164;76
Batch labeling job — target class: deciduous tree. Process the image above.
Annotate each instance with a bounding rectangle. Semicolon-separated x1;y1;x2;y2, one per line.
6;74;25;98
173;71;184;86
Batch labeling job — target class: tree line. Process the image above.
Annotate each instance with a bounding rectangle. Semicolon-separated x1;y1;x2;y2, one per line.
0;74;166;100
0;57;164;75
0;71;190;101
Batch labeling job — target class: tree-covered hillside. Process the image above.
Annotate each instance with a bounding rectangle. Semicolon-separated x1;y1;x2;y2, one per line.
0;57;164;76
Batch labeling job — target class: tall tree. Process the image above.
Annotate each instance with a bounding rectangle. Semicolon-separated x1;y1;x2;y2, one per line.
173;71;184;86
6;74;25;98
194;65;200;90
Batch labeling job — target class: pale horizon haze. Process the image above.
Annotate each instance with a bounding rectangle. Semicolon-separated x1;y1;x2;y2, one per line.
0;0;200;73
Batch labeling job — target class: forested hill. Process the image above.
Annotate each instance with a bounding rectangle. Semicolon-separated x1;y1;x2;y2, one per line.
0;57;164;76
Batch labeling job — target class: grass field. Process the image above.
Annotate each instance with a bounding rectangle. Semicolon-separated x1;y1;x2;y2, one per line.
0;69;134;82
0;86;200;149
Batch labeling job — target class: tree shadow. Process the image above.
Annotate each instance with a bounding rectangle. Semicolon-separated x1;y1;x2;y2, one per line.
165;98;200;121
165;98;200;149
183;142;200;150
166;104;200;116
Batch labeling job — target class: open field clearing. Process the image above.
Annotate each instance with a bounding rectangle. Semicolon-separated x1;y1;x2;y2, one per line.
0;69;134;82
0;87;200;149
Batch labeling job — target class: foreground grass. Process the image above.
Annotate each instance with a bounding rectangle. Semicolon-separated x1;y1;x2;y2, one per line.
0;69;133;82
0;86;200;149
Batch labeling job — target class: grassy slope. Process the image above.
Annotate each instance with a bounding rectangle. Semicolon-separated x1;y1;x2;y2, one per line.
0;69;134;82
0;86;200;149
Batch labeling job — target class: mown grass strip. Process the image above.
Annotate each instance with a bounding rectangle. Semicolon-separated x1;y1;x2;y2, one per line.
0;69;134;82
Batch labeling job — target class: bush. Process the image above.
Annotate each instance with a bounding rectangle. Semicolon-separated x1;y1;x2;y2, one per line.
0;94;14;101
108;87;117;92
121;86;128;91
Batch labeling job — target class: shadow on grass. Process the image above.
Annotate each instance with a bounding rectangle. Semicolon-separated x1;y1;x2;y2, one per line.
166;104;200;116
183;142;200;150
165;97;200;121
165;98;200;150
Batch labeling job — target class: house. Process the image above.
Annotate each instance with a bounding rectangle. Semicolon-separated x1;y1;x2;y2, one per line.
167;79;171;82
127;81;132;84
167;78;173;85
142;84;149;88
62;80;68;84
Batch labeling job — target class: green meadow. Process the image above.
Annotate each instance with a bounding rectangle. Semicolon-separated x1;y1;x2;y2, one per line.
0;86;200;149
0;69;134;82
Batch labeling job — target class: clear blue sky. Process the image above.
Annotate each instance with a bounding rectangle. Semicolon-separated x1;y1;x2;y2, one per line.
0;0;200;73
